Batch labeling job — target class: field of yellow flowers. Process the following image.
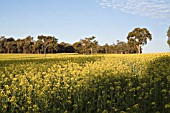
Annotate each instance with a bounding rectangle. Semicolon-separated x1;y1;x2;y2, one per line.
0;53;170;113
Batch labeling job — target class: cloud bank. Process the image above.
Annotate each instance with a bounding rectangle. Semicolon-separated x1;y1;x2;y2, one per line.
98;0;170;19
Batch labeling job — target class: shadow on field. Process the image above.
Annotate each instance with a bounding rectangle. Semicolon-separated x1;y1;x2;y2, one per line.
68;56;170;113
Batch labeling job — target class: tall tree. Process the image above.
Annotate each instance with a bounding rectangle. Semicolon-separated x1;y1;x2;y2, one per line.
0;36;6;53
37;35;58;57
127;28;152;54
80;36;98;54
33;40;43;54
16;39;24;53
103;43;109;54
4;37;15;53
117;40;130;54
73;42;83;54
23;36;34;53
167;26;170;47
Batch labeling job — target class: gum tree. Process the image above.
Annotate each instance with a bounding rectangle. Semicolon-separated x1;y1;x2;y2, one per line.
127;27;152;54
37;35;58;57
167;26;170;47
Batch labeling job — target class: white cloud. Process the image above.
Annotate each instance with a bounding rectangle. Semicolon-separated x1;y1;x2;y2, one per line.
98;0;170;19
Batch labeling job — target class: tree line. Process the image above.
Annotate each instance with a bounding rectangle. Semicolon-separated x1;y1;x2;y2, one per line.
0;35;137;54
0;27;169;55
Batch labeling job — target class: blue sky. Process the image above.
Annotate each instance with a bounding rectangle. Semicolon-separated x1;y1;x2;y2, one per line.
0;0;170;53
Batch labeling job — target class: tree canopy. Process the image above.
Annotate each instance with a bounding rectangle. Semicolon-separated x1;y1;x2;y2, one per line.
0;27;156;54
127;28;152;54
167;26;170;47
0;35;139;54
37;35;58;57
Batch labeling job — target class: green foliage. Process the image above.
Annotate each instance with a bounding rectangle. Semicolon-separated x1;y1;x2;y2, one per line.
146;56;170;112
37;35;58;57
167;27;170;47
0;35;139;54
127;27;152;54
167;39;170;47
167;27;170;38
147;55;170;78
73;36;98;54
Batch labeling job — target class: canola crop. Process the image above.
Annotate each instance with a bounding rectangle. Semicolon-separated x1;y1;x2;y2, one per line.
0;53;170;113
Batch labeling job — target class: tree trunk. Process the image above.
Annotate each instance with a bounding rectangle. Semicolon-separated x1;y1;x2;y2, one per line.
90;47;93;54
7;48;10;53
44;47;47;57
105;47;107;54
137;45;141;54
